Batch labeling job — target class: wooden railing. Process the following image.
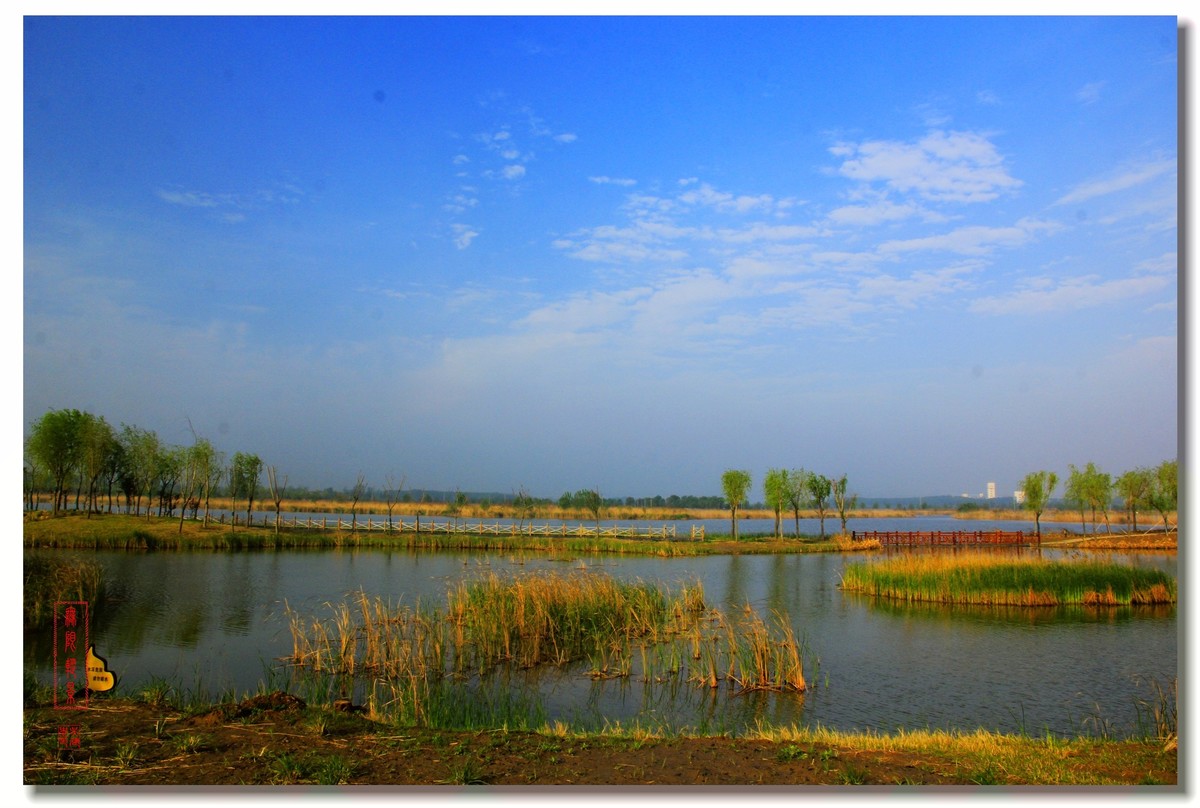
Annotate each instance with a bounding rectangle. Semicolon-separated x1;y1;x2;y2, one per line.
851;530;1030;546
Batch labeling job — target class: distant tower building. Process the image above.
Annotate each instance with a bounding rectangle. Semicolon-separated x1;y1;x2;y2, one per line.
986;482;996;500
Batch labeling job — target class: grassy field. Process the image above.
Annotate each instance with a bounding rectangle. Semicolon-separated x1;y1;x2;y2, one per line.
22;512;852;555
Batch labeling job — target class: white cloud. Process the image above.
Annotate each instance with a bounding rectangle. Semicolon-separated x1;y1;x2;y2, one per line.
589;176;637;186
827;199;924;226
878;218;1061;256
501;164;526;180
452;154;470;165
969;272;1171;315
554;133;578;143
450;223;479;249
1052;158;1175;206
1076;81;1106;104
976;90;1001;106
831;130;1023;203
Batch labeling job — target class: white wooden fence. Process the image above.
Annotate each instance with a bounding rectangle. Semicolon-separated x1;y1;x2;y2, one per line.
221;514;706;540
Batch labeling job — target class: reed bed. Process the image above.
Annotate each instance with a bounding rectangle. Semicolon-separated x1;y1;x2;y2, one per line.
840;553;1176;607
287;571;808;726
23;553;106;630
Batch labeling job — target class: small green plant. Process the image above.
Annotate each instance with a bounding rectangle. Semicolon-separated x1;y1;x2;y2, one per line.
167;732;208;755
775;744;809;762
114;742;138;768
439;756;488;785
267;751;306;784
138;677;176;708
968;764;1002;785
153;718;169;739
838;765;869;784
313;754;355;785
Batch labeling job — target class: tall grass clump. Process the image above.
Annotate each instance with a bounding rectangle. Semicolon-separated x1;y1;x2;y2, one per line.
23;553;106;630
840;552;1175;607
444;571;703;670
288;570;810;728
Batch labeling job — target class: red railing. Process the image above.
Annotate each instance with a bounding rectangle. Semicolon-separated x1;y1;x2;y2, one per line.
851;530;1031;546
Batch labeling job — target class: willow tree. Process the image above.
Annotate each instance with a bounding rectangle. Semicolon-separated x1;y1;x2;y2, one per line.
721;469;752;542
1148;459;1177;533
1114;468;1152;533
831;474;857;534
783;468;811;538
807;473;832;540
763;468;788;539
1020;469;1058;540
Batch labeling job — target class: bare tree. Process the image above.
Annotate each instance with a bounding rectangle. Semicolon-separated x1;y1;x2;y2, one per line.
383;473;406;531
266;465;288;534
350;472;367;532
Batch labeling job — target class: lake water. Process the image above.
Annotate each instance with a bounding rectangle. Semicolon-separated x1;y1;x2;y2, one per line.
25;534;1177;739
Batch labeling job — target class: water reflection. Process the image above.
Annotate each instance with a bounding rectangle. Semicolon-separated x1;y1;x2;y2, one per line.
24;546;1176;739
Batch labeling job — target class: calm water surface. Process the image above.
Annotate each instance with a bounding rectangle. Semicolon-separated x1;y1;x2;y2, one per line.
26;543;1177;738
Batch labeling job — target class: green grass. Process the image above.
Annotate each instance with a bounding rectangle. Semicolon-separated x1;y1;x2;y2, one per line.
24;512;844;557
23;552;106;630
840;552;1175;606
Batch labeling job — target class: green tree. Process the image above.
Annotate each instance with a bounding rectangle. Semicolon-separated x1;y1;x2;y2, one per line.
831;474;857;535
27;408;88;514
1114;468;1152;533
807;473;832;539
1067;462;1113;534
1020;470;1058;540
782;468;811;538
119;424;160;518
1147;459;1177;533
575;488;603;526
721;469;752;542
78;413;117;518
557;491;575;511
763;468;788;539
230;452;263;528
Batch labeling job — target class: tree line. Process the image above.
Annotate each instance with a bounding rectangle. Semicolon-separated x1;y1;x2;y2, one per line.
1019;460;1177;538
720;468;854;541
24;408;275;533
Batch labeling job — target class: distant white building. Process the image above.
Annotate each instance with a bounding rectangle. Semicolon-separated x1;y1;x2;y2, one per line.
1014;490;1026;505
986;482;996;500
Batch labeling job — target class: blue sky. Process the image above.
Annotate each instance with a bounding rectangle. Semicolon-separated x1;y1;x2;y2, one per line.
22;15;1180;500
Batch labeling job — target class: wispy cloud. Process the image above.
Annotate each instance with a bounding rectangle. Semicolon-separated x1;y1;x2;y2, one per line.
1076;81;1106;104
829;130;1022;203
156;183;304;218
589;176;637;186
450;223;479;249
969;272;1171;315
1052;157;1175;206
878;218;1061;256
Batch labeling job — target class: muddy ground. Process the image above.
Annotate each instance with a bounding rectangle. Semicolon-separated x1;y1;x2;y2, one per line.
24;692;1176;788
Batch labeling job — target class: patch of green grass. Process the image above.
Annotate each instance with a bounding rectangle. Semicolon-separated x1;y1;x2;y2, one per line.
114;742;138;768
312;754;356;785
838;765;869;784
166;732;210;755
438;756;489;785
968;763;1003;785
775;744;809;762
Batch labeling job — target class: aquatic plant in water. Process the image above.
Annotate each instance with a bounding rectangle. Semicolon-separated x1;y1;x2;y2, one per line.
839;552;1175;607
